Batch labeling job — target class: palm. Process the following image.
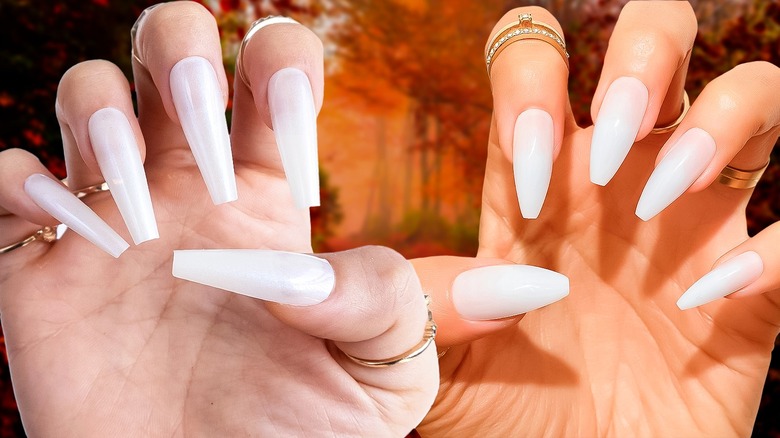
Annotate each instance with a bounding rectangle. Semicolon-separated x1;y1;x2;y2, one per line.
423;124;780;436
0;158;386;435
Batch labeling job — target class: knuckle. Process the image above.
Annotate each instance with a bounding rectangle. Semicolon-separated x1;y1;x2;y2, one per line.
735;61;780;87
0;148;36;166
60;60;123;88
358;245;418;314
141;1;215;35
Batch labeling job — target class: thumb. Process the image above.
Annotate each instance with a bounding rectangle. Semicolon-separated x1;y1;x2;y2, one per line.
172;245;439;433
411;256;569;348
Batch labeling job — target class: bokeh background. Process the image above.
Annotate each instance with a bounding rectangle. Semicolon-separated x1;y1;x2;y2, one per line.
1;0;778;435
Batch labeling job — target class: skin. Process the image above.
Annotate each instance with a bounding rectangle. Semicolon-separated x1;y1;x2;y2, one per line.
0;2;437;436
417;3;780;437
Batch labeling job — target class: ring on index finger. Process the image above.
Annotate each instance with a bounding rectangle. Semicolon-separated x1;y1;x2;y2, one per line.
486;13;569;77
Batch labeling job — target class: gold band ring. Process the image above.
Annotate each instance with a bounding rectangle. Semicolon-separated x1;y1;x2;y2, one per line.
717;162;769;189
236;16;299;87
341;295;437;368
650;91;691;134
486;13;569;77
0;182;109;255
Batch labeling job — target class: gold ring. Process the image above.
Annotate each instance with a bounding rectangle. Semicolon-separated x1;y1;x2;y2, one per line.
486;13;569;78
341;295;437;368
650;91;691;134
0;182;109;255
717;161;769;189
236;16;299;87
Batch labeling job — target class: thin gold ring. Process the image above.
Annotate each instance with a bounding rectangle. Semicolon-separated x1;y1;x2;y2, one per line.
0;182;109;255
236;16;299;87
717;161;769;189
341;295;437;368
486;13;569;77
650;91;691;134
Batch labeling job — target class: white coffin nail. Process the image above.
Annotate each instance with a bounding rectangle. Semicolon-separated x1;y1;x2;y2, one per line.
268;68;320;209
24;174;129;258
172;250;334;306
636;128;716;221
514;109;554;219
89;108;158;244
170;56;237;205
677;251;763;310
590;76;649;186
452;265;569;320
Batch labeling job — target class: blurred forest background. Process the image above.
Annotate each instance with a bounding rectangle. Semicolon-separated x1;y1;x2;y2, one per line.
1;0;779;435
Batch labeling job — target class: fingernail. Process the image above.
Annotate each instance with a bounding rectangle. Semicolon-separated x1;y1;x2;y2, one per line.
513;109;554;219
590;76;649;186
268;68;320;209
24;174;129;258
172;249;334;305
677;251;763;310
169;56;237;205
452;264;569;320
89;108;158;244
636;128;716;221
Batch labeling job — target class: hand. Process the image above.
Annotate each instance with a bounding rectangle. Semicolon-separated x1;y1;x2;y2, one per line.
415;3;780;436
0;3;436;436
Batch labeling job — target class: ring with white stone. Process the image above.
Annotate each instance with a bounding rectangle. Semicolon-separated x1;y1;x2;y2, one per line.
236;16;299;87
485;13;569;78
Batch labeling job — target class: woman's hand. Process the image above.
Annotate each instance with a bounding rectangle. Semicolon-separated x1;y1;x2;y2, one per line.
0;3;437;436
416;2;780;436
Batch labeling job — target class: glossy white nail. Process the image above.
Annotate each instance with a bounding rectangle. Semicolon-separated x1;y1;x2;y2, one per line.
452;264;569;320
24;174;129;257
590;76;649;186
268;68;320;209
172;249;334;306
677;251;763;310
636;128;716;221
89;108;158;244
170;56;237;205
514;109;554;219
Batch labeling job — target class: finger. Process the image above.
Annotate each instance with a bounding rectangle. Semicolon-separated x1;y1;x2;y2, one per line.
589;1;697;186
0;151;128;258
412;256;569;348
487;6;572;219
231;18;324;209
55;60;158;244
171;246;436;434
635;61;780;221
676;221;780;310
131;2;236;205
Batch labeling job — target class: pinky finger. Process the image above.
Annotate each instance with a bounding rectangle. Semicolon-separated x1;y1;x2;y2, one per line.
0;149;128;258
677;221;780;310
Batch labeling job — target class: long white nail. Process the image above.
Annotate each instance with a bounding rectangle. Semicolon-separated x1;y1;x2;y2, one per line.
268;68;320;209
172;249;334;305
636;128;716;221
514;109;554;219
89;108;158;244
24;174;129;257
677;251;763;310
170;56;237;205
590;76;649;186
452;265;569;320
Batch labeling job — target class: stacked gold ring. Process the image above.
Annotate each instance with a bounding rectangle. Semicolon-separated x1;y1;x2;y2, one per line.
486;13;569;77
